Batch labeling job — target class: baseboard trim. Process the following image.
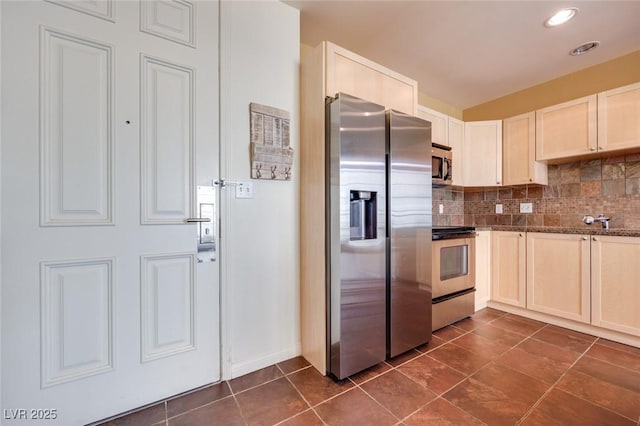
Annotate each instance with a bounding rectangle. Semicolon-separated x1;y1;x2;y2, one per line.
487;301;640;349
229;343;302;379
475;298;489;310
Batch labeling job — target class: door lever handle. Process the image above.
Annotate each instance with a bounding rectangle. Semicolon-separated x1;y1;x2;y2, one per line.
186;218;211;223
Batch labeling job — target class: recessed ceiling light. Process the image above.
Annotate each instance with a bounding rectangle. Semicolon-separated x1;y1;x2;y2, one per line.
545;7;579;27
570;41;600;56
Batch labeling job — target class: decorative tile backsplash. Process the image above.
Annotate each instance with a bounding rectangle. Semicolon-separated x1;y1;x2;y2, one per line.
432;187;465;226
433;154;640;230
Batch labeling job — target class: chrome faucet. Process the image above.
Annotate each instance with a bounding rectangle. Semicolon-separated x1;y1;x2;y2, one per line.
582;214;610;230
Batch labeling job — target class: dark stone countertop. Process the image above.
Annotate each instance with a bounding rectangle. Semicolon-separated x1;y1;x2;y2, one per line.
475;226;640;238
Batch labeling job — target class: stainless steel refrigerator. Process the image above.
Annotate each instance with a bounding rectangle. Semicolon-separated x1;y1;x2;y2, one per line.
326;93;432;380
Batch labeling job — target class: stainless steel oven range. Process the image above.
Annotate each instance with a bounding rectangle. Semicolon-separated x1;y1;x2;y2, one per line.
432;226;476;330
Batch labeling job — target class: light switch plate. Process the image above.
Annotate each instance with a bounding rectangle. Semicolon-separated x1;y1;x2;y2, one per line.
439;204;444;214
235;182;254;199
496;204;503;214
520;202;533;213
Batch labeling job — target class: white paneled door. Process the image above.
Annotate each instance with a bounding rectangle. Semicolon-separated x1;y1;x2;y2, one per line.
1;1;220;424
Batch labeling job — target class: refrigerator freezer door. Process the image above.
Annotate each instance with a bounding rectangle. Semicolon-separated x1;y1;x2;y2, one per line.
327;93;387;380
387;110;432;358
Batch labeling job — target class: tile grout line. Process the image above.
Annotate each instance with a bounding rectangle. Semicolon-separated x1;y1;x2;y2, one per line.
400;396;490;426
423;314;513;379
396;352;472;398
160;310;638;425
515;335;600;425
225;376;251;426
475;323;571;424
276;312;529;425
446;319;638;425
229;392;248;426
277;362;331;425
165;394;237;424
429;321;550;426
289;348;434;425
548;337;640;423
347;363;397;388
390;315;507;424
438;312;521;424
164;380;237;423
582;342;640;375
554;367;640;423
355;376;406;425
227;370;288;396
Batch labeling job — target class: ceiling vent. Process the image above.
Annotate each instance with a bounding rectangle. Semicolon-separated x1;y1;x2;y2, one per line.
570;41;600;56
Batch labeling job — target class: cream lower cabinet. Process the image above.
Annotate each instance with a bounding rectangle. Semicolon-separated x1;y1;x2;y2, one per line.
526;233;590;323
591;235;640;337
475;230;491;309
491;231;525;307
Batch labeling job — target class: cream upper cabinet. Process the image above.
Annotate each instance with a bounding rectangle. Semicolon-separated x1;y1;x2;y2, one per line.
448;117;464;186
475;230;491;310
416;105;465;187
598;82;640;152
536;94;597;161
591;235;640;337
536;84;640;162
417;105;449;146
491;231;525;307
463;120;502;186
325;42;417;115
526;233;590;323
503;112;548;186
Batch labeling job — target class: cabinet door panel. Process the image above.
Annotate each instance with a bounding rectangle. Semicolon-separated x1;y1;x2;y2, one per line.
326;43;417;115
475;230;491;309
598;82;640;152
526;233;590;323
464;120;502;186
591;236;640;336
491;231;525;307
503;112;547;185
417;105;448;146
536;95;597;161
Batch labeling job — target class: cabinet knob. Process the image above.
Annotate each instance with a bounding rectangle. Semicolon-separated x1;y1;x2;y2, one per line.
529;178;533;182
590;147;596;151
519;233;523;237
582;236;588;240
593;237;598;241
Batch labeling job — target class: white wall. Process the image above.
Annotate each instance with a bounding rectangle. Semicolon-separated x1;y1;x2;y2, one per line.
219;1;300;379
0;2;3;409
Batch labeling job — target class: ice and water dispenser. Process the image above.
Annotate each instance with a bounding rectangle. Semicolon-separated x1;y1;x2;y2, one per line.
349;190;377;240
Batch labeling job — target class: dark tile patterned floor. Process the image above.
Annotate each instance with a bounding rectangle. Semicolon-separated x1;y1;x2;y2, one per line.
100;308;640;425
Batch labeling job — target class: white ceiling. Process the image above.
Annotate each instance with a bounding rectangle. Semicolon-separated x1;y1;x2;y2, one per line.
284;0;640;110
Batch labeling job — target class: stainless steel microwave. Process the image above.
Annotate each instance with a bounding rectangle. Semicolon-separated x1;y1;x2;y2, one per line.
432;143;452;185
